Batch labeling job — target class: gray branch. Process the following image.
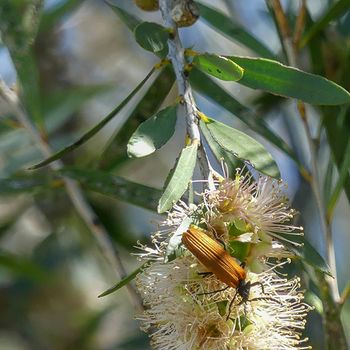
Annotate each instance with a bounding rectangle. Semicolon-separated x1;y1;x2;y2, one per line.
159;0;210;179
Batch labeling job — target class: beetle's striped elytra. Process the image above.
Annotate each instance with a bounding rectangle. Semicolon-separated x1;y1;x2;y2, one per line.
182;226;246;288
182;226;279;318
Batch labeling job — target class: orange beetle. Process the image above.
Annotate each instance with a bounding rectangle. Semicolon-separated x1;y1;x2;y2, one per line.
182;226;271;317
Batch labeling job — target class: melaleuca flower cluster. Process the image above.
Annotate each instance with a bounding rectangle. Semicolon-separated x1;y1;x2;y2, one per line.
135;170;312;350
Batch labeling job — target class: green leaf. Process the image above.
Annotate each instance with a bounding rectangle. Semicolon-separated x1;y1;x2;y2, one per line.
228;56;350;105
323;107;350;204
200;118;242;173
13;50;44;127
0;251;48;281
189;69;300;167
327;131;350;216
166;216;192;259
158;143;198;213
0;0;43;55
39;0;82;32
28;68;155;170
127;105;177;158
106;1;141;31
301;0;350;47
201;118;280;178
197;3;275;59
99;67;175;170
0;174;52;194
60;168;161;211
193;54;244;81
278;233;331;276
98;262;148;297
134;22;168;56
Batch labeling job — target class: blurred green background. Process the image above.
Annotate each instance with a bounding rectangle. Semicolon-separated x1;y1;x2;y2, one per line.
0;0;349;349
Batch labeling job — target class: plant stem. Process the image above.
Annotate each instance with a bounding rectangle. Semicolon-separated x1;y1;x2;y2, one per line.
267;1;347;348
0;80;143;312
159;0;210;179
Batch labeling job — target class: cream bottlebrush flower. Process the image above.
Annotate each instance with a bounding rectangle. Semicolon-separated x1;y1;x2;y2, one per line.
136;252;312;350
204;170;303;245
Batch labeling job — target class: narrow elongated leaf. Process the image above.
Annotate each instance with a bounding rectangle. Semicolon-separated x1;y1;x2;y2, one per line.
134;22;168;56
189;69;300;166
98;262;148;297
60;168;161;211
39;0;82;32
327;134;350;216
106;1;141;31
323;107;350;204
201;118;280;178
99;67;175;170
197;3;275;59
277;233;331;276
229;56;350;105
158;143;198;213
127;105;177;158
13;51;44;127
301;0;350;47
0;251;48;281
0;174;53;194
29;68;155;169
193;54;244;81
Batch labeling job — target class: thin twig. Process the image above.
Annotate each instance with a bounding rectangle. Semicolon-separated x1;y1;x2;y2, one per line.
159;0;209;180
339;282;350;307
268;3;348;348
267;0;297;66
0;80;143;311
268;0;340;302
293;0;307;50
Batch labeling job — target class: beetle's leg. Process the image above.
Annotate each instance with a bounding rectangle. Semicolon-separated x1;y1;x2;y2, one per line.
250;281;265;294
198;285;230;296
240;261;246;268
226;289;239;320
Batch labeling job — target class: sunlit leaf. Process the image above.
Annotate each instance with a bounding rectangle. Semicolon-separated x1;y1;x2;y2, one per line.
229;56;350;105
158;143;198;213
201;118;280;178
134;22;168;56
127;105;177;158
200;119;242;173
60;168;161;211
197;2;275;59
189;69;300;167
193;53;244;81
29;68;155;170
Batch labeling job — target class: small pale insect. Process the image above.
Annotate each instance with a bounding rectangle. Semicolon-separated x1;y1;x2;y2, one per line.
182;226;274;317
